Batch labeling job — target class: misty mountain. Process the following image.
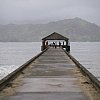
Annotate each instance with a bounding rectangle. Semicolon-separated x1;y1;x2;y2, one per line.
0;17;100;42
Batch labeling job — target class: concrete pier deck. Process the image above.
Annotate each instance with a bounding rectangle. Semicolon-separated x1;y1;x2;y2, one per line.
3;48;89;100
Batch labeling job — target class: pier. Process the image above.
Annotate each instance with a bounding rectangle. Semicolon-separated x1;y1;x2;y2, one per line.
0;32;100;100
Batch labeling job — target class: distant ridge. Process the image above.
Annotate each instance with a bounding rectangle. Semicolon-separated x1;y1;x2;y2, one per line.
0;17;100;42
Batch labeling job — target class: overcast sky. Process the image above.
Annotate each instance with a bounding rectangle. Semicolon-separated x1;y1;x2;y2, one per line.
0;0;100;25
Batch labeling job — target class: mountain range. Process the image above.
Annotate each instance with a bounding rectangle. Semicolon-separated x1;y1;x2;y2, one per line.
0;17;100;42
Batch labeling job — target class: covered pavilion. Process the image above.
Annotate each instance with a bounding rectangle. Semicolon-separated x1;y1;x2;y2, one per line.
41;32;70;52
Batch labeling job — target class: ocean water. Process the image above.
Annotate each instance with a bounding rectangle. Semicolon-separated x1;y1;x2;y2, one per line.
0;42;100;81
71;42;100;81
0;42;41;79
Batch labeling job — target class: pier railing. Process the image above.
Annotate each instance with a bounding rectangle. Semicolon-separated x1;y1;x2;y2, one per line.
64;49;100;92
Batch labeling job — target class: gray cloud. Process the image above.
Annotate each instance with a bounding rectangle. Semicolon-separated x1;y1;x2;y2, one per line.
0;0;100;25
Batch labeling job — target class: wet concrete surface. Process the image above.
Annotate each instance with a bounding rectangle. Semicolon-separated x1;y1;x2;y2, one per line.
3;47;89;100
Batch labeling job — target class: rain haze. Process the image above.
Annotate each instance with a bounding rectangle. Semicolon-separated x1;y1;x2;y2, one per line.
0;0;100;25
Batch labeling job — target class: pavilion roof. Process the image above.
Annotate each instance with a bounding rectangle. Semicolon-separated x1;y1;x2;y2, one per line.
42;32;69;41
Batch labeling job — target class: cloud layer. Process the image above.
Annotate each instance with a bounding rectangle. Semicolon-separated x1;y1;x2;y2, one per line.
0;0;100;25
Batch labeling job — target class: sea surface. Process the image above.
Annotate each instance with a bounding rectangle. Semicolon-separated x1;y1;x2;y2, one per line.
0;42;41;79
71;42;100;81
0;42;100;81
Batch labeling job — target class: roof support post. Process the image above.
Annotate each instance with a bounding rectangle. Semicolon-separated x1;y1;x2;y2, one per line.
65;40;68;52
65;40;70;52
41;40;46;51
